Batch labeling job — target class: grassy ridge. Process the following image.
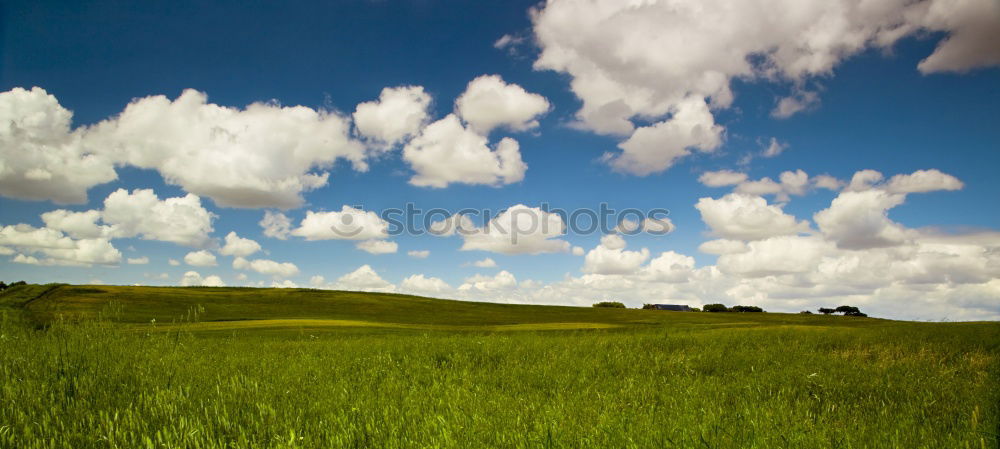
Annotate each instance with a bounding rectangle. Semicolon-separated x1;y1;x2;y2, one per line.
4;284;889;331
0;284;998;448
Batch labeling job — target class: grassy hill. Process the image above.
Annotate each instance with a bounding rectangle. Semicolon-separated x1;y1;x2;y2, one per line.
1;283;889;333
1;284;997;448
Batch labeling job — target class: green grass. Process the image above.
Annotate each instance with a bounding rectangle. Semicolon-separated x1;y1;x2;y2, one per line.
0;284;997;448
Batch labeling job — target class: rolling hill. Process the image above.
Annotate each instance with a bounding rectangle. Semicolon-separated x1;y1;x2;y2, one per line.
1;283;886;333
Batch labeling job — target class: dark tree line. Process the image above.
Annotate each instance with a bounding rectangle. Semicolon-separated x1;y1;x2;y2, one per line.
817;305;867;317
592;301;626;308
0;280;26;291
702;304;764;313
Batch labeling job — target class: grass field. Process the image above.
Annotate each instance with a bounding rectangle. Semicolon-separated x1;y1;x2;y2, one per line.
1;284;998;448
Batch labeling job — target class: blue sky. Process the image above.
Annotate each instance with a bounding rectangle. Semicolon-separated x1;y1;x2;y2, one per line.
2;0;999;320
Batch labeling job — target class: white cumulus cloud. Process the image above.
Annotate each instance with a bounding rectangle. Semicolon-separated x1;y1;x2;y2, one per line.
455;74;550;135
291;206;389;241
85;89;367;209
403;114;527;188
530;0;1000;174
696;193;810;241
233;256;299;278
353;86;431;147
102;188;214;247
472;257;498;268
184;250;217;267
332;265;395;292
583;235;650;275
400;274;452;295
355;239;398;254
219;232;262;257
407;250;430;259
0;87;117;204
260;211;292;240
180;271;226;287
458;205;570;255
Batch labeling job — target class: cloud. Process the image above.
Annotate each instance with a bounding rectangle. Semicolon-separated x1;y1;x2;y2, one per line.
813;175;844;191
846;169;885;191
772;90;820;119
717;235;833;277
291;206;389;241
381;168;994;319
308;275;327;287
885;169;964;194
219;232;262;257
40;210;110;239
19;239;120;267
696;193;810;240
84;89;366;209
271;280;298;288
184;250;217;267
355;239;398;254
0;224;121;266
428;214;475;237
403;114;527;188
530;0;1000;173
915;0;1000;73
0;225;76;250
0;87;117;204
180;271;226;287
400;274;452;295
455;74;550;135
639;251;697;283
812;169;963;250
761;138;788;158
353;86;431;147
260;211;292;240
699;170;749;187
332;265;395;292
583;235;650;275
459;270;518;292
407;250;430;259
0;189;214;266
698;239;749;255
126;256;149;265
604;96;723;175
102;188;214;247
168;258;180;266
646;219;678;238
735;172;808;203
233;256;299;278
494;33;530;57
472;257;497;268
458;205;571;255
571;246;584;256
814;189;911;249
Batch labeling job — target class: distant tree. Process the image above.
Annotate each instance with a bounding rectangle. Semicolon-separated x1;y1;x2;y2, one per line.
0;281;7;291
702;303;728;313
642;303;657;310
730;305;764;313
690;307;701;312
818;308;836;315
593;301;626;308
800;310;813;314
844;311;868;317
10;281;26;287
835;305;860;315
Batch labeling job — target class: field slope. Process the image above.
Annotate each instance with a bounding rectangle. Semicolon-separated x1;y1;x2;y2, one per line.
0;284;998;448
1;283;888;332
